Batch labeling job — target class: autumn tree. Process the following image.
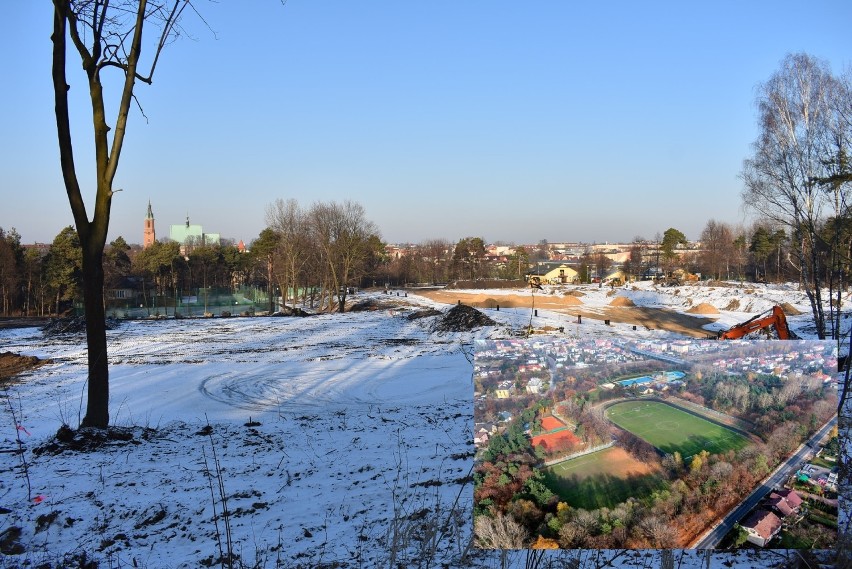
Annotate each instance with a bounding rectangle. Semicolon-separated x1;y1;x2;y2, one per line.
52;0;191;427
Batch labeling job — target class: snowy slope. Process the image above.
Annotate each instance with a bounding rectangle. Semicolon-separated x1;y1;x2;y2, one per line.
0;287;845;568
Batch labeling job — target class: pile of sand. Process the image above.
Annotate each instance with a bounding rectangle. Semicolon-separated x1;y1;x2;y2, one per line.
477;297;519;309
563;296;583;306
609;296;635;307
779;302;803;315
564;290;585;298
446;279;527;290
687;303;719;315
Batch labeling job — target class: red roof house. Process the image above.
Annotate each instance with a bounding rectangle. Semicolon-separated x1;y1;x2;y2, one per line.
766;493;795;517
775;489;802;510
741;510;782;547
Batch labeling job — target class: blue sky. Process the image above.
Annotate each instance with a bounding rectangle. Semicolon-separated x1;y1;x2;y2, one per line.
2;1;850;246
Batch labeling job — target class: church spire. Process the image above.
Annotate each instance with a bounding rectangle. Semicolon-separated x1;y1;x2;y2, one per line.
143;200;156;248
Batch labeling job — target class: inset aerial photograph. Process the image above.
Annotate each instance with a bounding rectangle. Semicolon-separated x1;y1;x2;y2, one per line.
473;338;838;550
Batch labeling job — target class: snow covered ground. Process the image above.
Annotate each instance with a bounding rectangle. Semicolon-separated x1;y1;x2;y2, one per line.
0;284;847;568
433;279;847;338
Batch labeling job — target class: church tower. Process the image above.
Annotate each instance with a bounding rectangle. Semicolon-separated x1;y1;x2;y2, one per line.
143;200;156;248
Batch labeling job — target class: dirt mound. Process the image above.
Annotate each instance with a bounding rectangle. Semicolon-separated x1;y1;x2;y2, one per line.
609;296;635;307
563;296;583;305
445;279;527;289
34;425;156;456
348;299;395;312
779;302;803;316
41;316;121;335
564;290;585;298
271;306;312;317
0;317;51;330
687;302;719;315
723;299;741;311
0;352;49;381
703;280;738;288
406;308;442;321
435;304;496;332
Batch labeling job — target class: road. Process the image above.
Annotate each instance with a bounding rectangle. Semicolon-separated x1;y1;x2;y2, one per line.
626;346;691;367
692;417;837;548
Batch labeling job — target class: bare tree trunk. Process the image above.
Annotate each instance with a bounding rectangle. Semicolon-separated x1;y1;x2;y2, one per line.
52;0;187;427
81;246;109;427
267;253;275;313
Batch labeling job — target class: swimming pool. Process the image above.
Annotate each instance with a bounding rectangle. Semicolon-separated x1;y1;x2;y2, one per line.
617;370;685;387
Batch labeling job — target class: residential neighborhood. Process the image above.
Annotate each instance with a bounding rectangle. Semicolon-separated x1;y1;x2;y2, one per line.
474;337;838;549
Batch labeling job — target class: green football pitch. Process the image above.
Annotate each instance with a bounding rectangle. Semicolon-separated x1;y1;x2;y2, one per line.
605;400;751;458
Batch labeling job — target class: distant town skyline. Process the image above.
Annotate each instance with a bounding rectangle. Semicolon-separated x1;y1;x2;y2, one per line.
11;198;721;248
3;2;850;246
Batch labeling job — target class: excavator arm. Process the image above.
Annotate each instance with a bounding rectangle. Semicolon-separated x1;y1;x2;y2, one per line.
718;305;794;340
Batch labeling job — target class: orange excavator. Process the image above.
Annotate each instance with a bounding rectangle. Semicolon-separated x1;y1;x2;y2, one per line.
717;305;796;340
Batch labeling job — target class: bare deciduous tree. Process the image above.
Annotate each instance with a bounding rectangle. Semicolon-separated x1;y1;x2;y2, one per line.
52;0;190;428
741;53;851;341
308;200;378;312
266;198;310;308
420;239;452;284
474;512;528;549
698;219;734;280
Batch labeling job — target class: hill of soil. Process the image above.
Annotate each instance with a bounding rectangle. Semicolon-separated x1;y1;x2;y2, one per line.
687;303;720;315
780;302;803;315
609;296;635;307
435;304;496;332
0;317;51;330
0;352;49;382
406;307;442;320
415;290;584;310
41;316;121;335
414;290;717;337
445;279;527;289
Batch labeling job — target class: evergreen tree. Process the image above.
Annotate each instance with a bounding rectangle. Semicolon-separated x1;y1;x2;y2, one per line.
45;226;83;314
